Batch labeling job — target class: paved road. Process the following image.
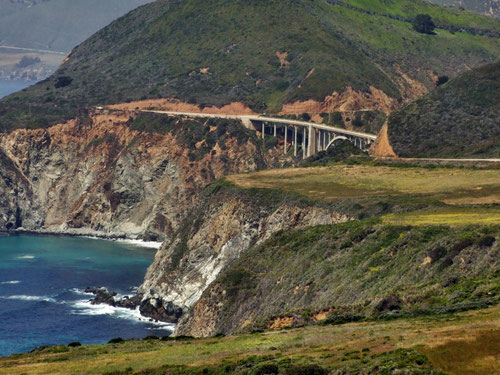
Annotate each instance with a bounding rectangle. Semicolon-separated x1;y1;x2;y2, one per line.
377;157;500;163
140;110;378;141
0;45;67;55
138;110;500;162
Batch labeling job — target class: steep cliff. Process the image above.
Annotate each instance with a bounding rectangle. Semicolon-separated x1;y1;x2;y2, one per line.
138;182;351;322
176;220;499;336
0;110;286;239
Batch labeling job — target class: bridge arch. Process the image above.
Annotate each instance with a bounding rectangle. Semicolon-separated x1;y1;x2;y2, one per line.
326;135;349;150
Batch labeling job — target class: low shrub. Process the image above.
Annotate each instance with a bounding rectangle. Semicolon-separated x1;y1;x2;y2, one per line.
108;337;125;344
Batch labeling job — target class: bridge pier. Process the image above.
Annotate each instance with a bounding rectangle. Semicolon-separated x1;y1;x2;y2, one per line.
284;126;288;154
308;125;317;157
294;127;297;157
303;128;306;159
140;110;376;157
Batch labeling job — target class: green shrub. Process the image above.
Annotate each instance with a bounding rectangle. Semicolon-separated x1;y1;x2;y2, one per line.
108;337;125;344
283;364;328;375
413;14;435;34
253;363;279;375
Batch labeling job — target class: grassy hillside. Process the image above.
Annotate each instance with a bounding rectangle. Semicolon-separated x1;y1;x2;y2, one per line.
342;0;500;31
168;163;500;331
189;217;498;334
388;61;500;158
0;0;152;52
2;0;500;131
227;164;500;205
1;306;498;374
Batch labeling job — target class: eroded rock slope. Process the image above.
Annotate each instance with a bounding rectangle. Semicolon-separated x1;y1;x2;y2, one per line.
0;110;279;240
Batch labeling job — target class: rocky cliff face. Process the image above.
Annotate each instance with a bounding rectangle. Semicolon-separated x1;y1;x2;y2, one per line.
0;110;281;240
176;221;499;337
138;184;350;326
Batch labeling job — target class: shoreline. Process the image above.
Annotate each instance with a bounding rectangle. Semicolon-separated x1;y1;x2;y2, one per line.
1;228;164;249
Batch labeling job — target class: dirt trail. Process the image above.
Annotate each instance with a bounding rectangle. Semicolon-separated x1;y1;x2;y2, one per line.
108;99;255;115
280;86;397;115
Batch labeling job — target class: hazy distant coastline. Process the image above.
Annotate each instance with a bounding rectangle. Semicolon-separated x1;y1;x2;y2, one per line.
0;79;37;99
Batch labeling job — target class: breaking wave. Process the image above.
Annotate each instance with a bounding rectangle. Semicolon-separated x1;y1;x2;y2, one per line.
70;299;174;330
1;295;56;303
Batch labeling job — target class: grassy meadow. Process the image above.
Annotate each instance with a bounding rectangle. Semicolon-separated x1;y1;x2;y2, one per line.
227;164;500;212
0;306;498;375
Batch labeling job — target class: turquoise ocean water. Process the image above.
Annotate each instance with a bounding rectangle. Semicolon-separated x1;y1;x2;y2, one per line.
0;234;172;356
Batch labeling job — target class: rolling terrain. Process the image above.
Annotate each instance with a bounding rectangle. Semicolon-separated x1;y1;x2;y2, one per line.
1;306;498;374
1;159;499;374
2;0;500;131
137;160;499;335
0;0;499;371
387;61;500;158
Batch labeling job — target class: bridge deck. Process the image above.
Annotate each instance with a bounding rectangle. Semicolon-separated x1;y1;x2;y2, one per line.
140;110;378;141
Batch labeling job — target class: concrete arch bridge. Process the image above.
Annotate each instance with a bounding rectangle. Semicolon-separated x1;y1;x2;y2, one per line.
140;110;377;158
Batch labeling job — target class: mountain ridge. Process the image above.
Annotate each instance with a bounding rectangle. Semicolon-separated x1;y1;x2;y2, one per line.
1;0;500;132
387;60;500;158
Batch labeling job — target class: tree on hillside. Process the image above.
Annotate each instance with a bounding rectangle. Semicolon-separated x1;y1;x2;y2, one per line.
413;14;436;35
436;75;449;86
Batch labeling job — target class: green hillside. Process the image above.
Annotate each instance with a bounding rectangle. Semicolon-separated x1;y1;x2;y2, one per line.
1;0;500;131
388;61;500;158
194;217;498;334
2;307;499;374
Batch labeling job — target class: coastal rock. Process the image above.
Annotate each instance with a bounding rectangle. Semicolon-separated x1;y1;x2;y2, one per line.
86;287;143;310
138;185;351;327
115;295;142;309
86;287;117;306
0;110;283;238
139;297;183;323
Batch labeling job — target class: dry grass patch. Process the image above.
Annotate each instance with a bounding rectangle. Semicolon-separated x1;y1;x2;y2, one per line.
227;165;500;203
1;306;499;375
382;208;500;226
425;330;500;375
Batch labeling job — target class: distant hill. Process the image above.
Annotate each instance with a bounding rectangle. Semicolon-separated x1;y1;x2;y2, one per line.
426;0;500;19
1;0;500;131
388;61;500;158
0;0;153;52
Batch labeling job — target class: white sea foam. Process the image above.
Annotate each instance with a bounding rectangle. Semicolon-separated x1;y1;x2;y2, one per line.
70;288;93;296
71;300;174;330
16;255;35;259
0;280;20;285
114;239;163;249
82;235;162;249
1;295;56;303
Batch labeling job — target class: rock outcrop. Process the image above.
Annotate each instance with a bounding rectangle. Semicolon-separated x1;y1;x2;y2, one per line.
138;184;351;325
0;110;279;239
175;222;499;337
